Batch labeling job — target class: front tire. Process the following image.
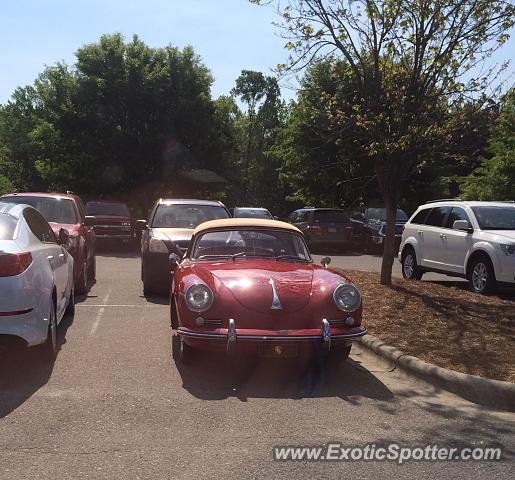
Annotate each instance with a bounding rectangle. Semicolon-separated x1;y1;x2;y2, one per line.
170;296;179;329
401;247;423;280
468;255;496;294
65;284;75;315
87;254;96;281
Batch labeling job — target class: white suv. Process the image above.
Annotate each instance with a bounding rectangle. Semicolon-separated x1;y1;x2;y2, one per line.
399;200;515;294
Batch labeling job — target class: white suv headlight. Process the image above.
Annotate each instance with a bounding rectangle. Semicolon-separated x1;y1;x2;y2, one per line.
185;284;214;312
500;244;515;256
333;284;361;312
149;237;169;253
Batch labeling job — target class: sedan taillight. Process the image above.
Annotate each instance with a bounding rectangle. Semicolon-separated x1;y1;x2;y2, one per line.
306;225;322;234
0;252;33;277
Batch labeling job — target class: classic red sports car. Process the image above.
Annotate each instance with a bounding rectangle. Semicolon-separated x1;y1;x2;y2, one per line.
170;218;367;363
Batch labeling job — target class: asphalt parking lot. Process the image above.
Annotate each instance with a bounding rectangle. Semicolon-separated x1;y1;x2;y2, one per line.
0;248;513;479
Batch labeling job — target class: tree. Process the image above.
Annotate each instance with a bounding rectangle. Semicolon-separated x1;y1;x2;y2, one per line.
252;0;514;285
460;88;515;200
231;70;285;205
0;34;221;199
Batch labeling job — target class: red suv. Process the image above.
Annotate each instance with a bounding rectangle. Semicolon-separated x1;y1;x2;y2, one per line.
1;192;96;293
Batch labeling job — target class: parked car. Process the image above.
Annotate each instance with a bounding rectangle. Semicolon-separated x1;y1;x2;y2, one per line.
1;192;96;294
399;200;515;294
86;200;133;245
0;202;74;357
139;199;231;294
233;207;273;219
169;218;367;363
349;207;408;252
286;208;353;250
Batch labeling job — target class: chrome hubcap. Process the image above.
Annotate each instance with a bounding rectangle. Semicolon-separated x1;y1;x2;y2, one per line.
403;254;414;278
472;263;488;291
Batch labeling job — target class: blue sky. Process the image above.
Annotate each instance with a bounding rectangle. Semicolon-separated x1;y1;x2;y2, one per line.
1;0;513;105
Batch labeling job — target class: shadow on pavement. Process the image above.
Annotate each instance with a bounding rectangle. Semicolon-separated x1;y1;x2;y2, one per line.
94;239;140;259
0;311;75;418
141;294;170;305
173;345;394;403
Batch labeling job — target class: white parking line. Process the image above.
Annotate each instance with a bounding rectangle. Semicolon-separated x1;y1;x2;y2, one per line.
89;287;111;336
78;304;167;308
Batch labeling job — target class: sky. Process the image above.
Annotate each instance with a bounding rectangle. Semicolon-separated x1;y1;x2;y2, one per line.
0;0;514;105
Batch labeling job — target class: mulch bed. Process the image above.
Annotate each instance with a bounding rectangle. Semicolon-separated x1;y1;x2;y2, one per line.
336;269;515;383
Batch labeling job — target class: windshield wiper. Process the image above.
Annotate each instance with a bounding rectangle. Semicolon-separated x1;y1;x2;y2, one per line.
232;252;275;261
198;254;232;260
275;255;310;263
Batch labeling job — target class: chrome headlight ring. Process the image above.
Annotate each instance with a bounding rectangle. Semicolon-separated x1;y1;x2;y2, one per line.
184;283;214;313
333;283;362;312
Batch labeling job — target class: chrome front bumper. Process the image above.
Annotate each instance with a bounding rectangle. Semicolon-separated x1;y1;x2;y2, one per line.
177;320;367;352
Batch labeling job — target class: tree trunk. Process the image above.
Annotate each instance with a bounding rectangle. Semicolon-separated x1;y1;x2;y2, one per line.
380;195;397;286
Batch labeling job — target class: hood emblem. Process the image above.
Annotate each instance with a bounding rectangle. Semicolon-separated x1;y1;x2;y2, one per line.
269;277;282;310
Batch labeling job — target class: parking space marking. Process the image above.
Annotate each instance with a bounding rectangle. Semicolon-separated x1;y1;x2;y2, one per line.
89;287;112;336
78;304;167;307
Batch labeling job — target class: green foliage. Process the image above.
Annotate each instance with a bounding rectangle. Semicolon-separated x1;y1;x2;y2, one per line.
0;34;219;196
460;89;515;200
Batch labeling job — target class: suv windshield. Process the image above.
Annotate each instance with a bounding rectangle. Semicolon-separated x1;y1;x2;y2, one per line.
313;210;349;223
367;208;408;222
193;229;311;261
152;204;229;228
234;208;273;219
4;196;78;224
471;206;515;230
86;202;130;217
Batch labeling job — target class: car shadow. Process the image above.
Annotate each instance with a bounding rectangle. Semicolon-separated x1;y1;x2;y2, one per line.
94;241;140;259
141;294;170;305
0;311;75;418
310;246;363;256
173;347;394;403
426;279;515;300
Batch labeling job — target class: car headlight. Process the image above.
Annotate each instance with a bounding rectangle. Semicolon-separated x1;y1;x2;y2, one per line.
149;237;169;253
500;244;515;256
333;284;361;312
185;284;214;312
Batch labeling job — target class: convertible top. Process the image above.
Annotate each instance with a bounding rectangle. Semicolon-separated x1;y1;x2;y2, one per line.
193;218;301;235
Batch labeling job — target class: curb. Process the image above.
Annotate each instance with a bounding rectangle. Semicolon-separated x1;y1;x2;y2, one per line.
357;334;515;412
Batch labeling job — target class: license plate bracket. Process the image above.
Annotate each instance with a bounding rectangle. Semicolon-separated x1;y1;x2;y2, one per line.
259;344;298;358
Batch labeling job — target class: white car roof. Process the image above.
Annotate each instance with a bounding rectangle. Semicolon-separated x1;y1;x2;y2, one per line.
0;201;29;220
418;201;514;209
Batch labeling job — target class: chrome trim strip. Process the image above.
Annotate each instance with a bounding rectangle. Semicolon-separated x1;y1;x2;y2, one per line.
269;277;282;310
227;318;237;342
177;327;367;342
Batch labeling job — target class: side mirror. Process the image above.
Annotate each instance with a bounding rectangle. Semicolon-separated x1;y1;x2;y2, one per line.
453;220;472;232
136;219;148;230
321;256;331;268
84;215;96;227
169;253;181;268
58;227;70;245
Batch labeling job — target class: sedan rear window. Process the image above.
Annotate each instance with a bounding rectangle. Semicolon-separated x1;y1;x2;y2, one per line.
313;210;350;223
0;214;17;240
87;202;130;217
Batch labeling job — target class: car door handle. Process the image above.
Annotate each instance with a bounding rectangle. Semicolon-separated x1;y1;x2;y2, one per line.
417;230;423;235
47;255;54;260
59;253;65;258
439;234;447;239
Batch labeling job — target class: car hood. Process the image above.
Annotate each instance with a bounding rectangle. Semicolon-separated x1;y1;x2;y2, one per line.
49;223;80;236
480;230;515;242
152;228;194;244
192;259;314;314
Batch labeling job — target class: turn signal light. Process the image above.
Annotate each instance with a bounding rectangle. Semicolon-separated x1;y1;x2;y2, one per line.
0;252;33;277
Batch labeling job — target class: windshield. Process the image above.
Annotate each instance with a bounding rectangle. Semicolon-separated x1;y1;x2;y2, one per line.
152;204;229;228
366;208;408;222
192;229;311;261
86;202;130;217
313;210;350;223
471;206;515;230
234;208;273;219
4;196;78;224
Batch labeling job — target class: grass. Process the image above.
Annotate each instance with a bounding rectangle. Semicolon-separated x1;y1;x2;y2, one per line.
337;269;515;383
